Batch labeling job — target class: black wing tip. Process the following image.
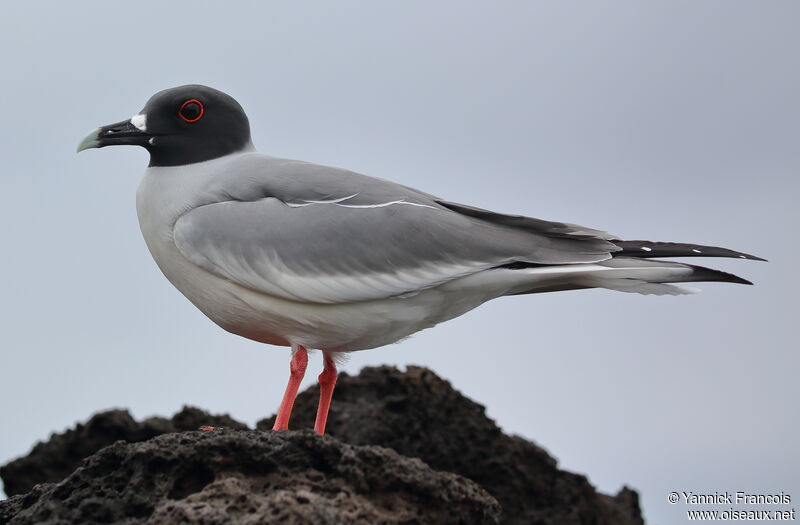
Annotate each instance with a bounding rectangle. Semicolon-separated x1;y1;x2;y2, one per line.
724;251;767;262
614;241;767;262
687;263;754;285
725;248;767;262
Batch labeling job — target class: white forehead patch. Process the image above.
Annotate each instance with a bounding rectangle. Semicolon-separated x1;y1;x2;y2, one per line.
130;114;147;131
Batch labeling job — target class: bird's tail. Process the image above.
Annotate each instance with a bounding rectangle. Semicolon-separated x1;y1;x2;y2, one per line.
577;257;753;296
506;255;758;297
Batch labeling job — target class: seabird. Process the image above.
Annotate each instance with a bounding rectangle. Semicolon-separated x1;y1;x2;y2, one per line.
77;85;764;434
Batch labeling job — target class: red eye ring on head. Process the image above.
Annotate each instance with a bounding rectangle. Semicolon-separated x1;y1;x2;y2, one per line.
178;99;204;122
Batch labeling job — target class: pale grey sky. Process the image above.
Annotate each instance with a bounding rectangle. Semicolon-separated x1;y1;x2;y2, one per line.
1;2;797;523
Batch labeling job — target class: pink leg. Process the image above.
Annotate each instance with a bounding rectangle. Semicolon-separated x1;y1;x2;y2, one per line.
314;353;338;435
273;346;308;431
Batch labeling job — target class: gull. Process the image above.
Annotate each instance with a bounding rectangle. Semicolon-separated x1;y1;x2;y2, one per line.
77;85;763;434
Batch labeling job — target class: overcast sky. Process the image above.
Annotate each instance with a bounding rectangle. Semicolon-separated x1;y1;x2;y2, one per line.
1;2;797;523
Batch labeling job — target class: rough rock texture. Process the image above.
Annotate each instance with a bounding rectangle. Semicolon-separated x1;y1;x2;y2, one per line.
1;430;500;525
1;366;645;524
0;406;246;497
256;366;644;525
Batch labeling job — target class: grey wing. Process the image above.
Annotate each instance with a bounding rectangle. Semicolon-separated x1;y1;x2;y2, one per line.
173;155;620;304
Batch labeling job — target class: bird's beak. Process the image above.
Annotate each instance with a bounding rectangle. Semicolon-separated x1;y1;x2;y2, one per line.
77;118;152;152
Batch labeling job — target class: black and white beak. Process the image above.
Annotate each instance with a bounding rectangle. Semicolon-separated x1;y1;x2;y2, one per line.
77;114;151;152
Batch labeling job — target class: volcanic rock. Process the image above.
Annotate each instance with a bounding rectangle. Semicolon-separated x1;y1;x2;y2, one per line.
1;430;500;524
1;366;645;524
0;406;246;497
256;366;643;525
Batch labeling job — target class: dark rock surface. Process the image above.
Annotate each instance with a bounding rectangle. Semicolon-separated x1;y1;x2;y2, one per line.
1;430;500;524
256;366;644;525
1;366;645;524
0;406;246;497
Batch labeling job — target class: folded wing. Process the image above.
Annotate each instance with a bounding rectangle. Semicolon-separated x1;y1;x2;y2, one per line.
172;159;619;304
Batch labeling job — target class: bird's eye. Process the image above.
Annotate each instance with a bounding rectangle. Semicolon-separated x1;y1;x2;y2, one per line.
178;99;204;122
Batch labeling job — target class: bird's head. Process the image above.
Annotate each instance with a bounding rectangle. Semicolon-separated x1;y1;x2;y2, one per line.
77;84;252;166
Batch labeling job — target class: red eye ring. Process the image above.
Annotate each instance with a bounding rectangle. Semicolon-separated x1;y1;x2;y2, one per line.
178;99;204;122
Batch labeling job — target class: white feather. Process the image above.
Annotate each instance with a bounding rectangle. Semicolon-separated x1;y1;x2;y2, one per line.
130;114;147;131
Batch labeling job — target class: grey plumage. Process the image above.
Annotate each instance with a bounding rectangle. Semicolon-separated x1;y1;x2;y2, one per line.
173;154;631;304
170;153;760;305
